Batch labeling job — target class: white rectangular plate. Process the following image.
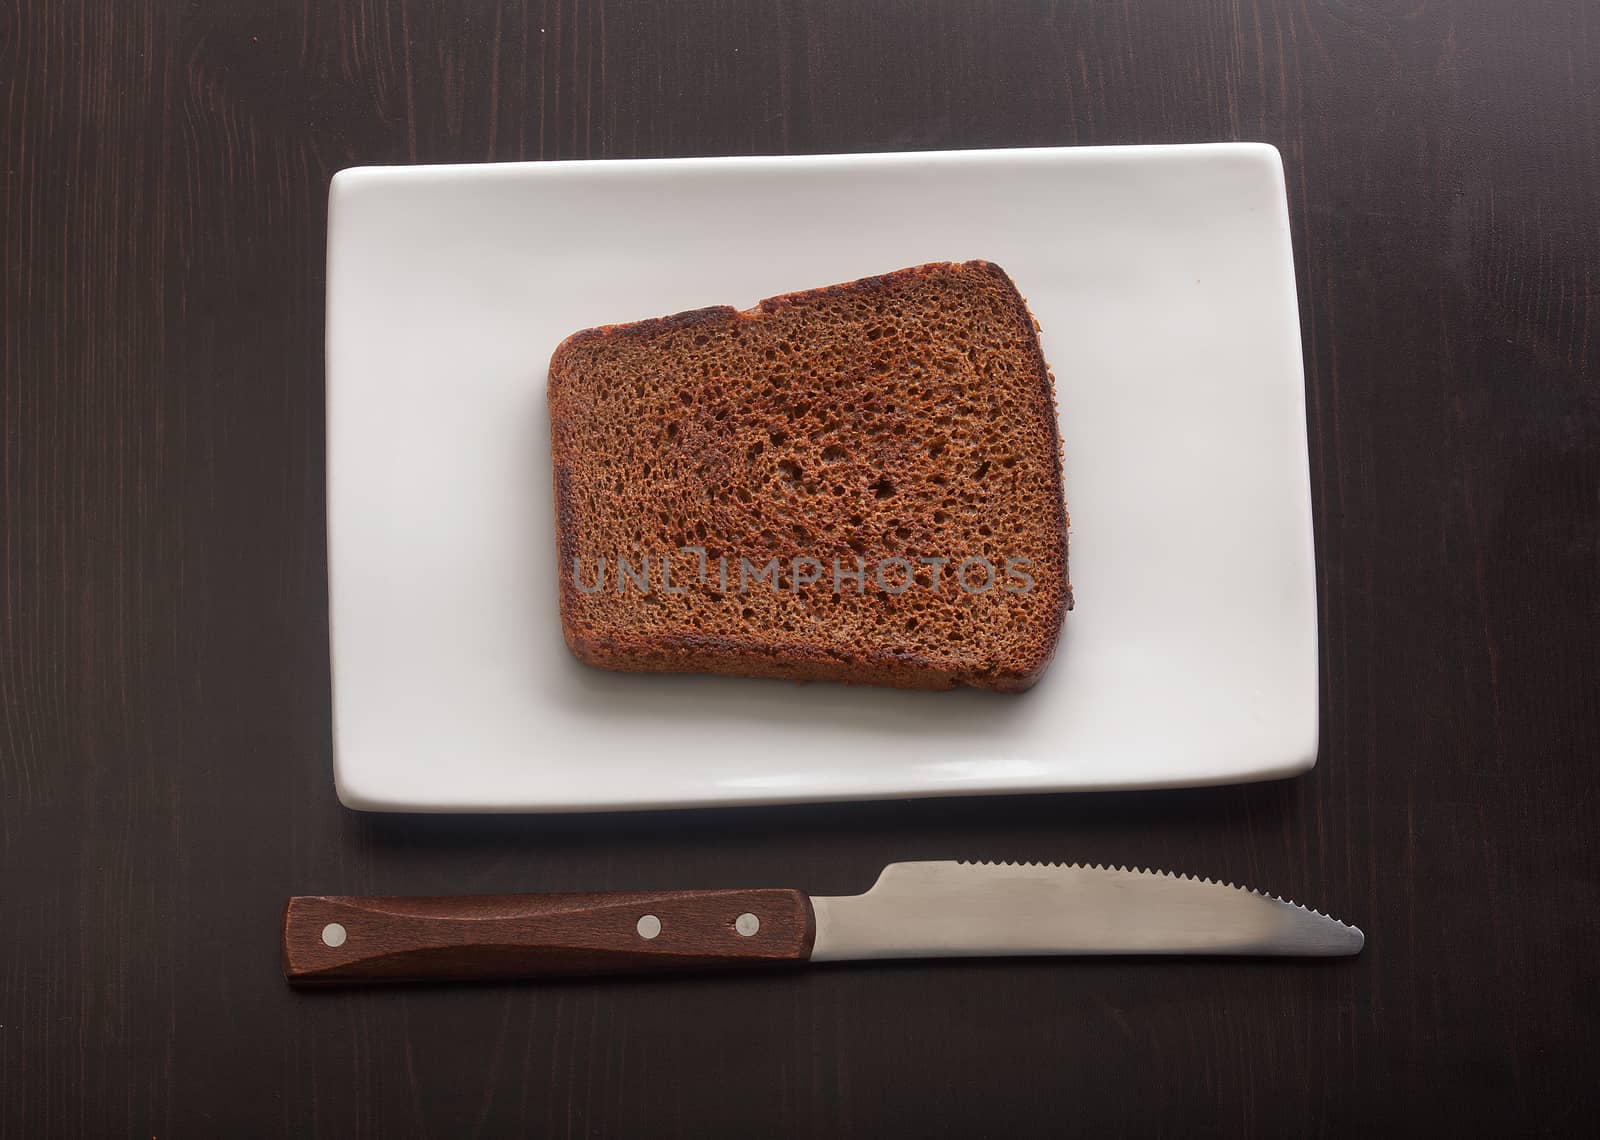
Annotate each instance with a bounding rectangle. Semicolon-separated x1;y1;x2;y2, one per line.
326;144;1318;812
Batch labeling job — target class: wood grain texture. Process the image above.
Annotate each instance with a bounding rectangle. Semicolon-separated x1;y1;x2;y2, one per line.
1;0;1596;1136
282;890;816;982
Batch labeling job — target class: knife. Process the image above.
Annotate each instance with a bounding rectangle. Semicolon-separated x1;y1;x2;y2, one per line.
282;861;1363;984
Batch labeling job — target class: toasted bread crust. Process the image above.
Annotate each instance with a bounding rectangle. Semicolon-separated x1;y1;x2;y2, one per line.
549;261;1069;693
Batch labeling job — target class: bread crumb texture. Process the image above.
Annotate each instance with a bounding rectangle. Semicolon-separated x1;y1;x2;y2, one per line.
548;260;1070;692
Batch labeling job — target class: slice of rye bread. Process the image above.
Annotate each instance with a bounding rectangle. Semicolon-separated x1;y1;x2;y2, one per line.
547;260;1070;693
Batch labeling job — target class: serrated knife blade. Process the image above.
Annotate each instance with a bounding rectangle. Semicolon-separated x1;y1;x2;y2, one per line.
811;861;1364;960
282;860;1362;984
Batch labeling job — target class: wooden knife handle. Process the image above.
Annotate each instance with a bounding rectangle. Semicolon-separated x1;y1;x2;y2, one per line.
282;889;816;984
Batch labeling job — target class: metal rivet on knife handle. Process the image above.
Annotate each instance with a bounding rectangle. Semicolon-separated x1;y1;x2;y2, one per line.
635;914;661;939
321;923;347;948
736;913;760;937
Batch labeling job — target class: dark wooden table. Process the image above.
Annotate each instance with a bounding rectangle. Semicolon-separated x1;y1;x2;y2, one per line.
4;1;1597;1136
